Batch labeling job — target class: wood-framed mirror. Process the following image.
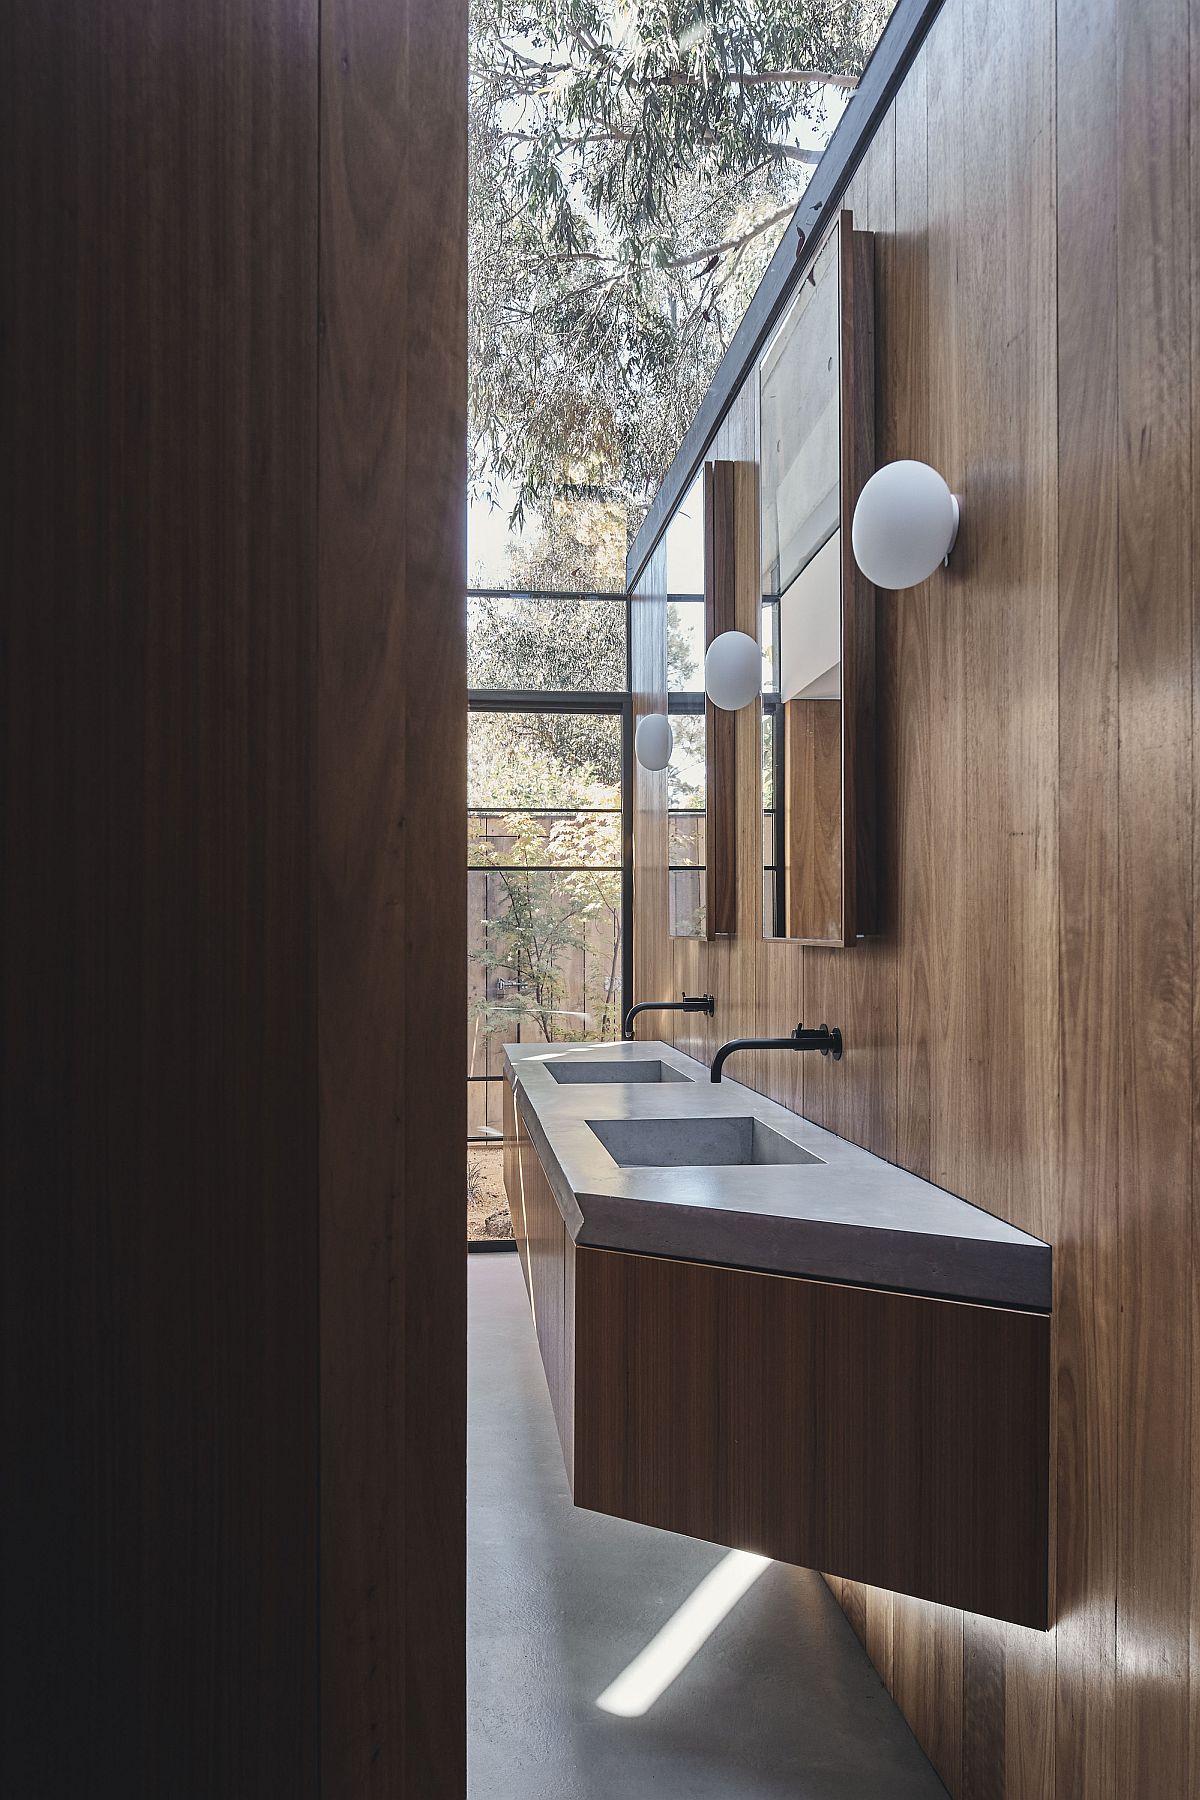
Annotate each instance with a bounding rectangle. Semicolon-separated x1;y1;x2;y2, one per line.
759;209;876;947
665;458;758;939
665;472;707;939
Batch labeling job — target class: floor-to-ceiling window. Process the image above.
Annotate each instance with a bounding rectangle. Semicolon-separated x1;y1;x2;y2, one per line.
467;588;631;1241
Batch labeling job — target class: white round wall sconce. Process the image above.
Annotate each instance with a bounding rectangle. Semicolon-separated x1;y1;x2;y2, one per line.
634;712;674;771
851;459;961;590
704;630;761;711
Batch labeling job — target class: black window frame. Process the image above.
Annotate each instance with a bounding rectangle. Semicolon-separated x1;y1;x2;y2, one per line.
467;589;633;1145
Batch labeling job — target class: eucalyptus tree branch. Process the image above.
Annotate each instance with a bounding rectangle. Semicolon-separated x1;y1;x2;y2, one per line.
691;129;818;167
500;128;635;147
663;202;794;269
650;66;856;92
727;69;857;89
482;47;856;99
771;143;821;165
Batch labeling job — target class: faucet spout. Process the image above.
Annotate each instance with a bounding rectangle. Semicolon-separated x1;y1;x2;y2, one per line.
710;1022;842;1082
623;993;715;1040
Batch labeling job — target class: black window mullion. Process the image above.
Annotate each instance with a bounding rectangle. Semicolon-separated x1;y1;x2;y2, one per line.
466;598;634;1203
468;689;627;714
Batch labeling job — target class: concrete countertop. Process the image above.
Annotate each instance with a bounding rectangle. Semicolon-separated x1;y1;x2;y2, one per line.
504;1039;1051;1311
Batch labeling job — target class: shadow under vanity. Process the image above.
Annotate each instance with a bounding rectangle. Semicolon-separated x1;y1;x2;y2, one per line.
503;1039;1051;1632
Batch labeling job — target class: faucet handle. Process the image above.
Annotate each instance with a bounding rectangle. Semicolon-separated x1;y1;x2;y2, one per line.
792;1021;843;1059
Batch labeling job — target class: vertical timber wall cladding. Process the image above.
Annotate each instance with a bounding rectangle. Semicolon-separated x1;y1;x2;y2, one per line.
0;0;466;1795
318;0;467;1793
630;1;1198;1795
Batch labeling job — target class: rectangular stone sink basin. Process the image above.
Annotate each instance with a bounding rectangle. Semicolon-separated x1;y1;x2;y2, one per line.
544;1059;693;1086
587;1115;823;1168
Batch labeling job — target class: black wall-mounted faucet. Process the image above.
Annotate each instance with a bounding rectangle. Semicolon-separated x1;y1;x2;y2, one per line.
710;1021;842;1082
623;993;715;1041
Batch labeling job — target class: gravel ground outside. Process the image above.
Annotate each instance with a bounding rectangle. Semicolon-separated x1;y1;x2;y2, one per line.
468;1144;512;1243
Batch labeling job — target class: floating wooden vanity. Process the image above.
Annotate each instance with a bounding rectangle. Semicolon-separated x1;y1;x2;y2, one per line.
503;1043;1051;1630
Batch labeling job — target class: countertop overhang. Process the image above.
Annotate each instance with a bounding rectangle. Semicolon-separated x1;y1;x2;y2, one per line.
504;1039;1051;1311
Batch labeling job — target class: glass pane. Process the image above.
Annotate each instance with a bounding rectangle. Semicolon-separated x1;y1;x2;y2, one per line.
469;809;621;870
669;868;706;938
666;711;705;814
762;599;779;693
467;700;626;1213
469;710;621;809
467;1080;490;1138
761;709;776;811
468;591;626;692
467;863;624;1047
669;812;706;869
467;869;493;1076
666;472;707;942
762;810;777;869
763;871;777;933
666;473;705;596
667;599;705;692
761;233;842;599
467;1142;511;1242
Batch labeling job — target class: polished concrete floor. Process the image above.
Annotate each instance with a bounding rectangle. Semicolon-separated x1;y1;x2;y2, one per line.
468;1253;947;1800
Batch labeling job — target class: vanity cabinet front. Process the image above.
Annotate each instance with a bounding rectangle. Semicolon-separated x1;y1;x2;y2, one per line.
504;1079;1050;1630
505;1076;575;1478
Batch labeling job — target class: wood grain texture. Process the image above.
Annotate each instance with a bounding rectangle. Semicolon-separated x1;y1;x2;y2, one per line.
0;1;321;1790
703;460;742;935
1054;0;1120;1792
890;13;969;1782
503;1077;530;1295
959;0;1061;1783
628;0;1200;1785
317;0;467;1794
510;1116;575;1480
1192;0;1200;1783
572;1247;1050;1627
1113;0;1193;1792
3;1;466;1792
784;699;843;939
839;213;878;941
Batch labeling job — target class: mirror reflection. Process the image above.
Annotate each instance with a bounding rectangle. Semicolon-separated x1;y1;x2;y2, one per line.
760;230;845;944
667;473;707;938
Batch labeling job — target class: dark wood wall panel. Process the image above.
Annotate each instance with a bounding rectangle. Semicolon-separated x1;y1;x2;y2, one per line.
1;0;466;1792
317;0;467;1792
629;0;1199;1790
0;1;322;1791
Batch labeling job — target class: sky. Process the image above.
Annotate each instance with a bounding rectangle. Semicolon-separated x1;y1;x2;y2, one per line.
468;479;530;588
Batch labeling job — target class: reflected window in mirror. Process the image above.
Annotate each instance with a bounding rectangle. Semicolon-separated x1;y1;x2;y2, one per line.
761;598;782;933
666;473;707;939
758;212;875;947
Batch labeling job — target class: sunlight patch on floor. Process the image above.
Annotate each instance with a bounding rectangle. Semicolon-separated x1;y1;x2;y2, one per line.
595;1550;771;1719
